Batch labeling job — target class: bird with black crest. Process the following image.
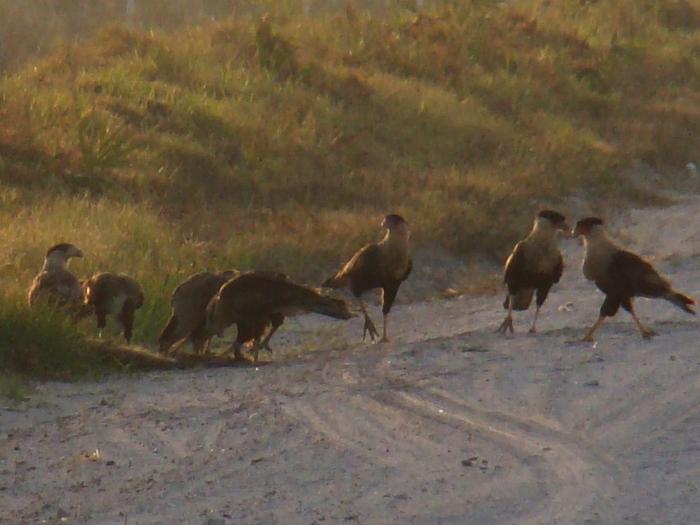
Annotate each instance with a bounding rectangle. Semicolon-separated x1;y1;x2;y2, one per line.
496;210;570;335
28;243;85;314
322;214;412;343
573;217;695;341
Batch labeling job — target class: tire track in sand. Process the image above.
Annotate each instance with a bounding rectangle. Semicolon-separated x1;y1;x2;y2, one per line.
382;387;626;525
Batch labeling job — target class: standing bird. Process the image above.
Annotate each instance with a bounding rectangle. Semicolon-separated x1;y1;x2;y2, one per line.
573;217;695;341
28;243;85;313
203;271;353;362
82;272;144;343
497;210;570;334
322;214;412;343
158;270;238;354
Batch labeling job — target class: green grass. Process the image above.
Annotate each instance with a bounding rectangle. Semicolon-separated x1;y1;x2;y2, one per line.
0;372;31;404
1;0;699;382
0;301;108;381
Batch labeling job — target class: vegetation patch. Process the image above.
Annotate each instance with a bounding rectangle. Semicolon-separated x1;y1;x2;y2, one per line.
0;1;699;383
0;301;108;381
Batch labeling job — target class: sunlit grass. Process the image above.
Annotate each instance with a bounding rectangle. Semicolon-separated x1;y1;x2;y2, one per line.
0;300;105;381
0;372;31;404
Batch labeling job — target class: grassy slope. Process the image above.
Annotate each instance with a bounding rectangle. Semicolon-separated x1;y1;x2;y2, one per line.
1;0;700;378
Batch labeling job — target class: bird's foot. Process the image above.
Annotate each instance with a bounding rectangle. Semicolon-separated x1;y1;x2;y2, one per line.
641;327;658;339
232;348;248;362
495;317;514;335
528;326;537;334
362;315;379;342
233;354;254;364
379;336;390;344
566;335;595;346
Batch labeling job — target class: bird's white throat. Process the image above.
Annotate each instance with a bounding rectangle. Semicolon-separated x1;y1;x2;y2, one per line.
528;217;560;245
42;252;71;272
381;225;410;251
581;227;618;281
581;226;614;251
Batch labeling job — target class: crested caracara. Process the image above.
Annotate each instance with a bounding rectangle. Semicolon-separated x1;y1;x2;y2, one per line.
28;243;84;313
573;217;695;341
497;210;570;334
203;271;353;362
322;214;412;343
158;269;239;354
83;272;144;343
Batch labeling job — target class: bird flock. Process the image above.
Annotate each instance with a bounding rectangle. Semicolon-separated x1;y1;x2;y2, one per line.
27;211;696;363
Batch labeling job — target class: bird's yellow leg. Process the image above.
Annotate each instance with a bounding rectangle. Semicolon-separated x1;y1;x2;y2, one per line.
529;305;540;334
251;324;281;361
380;313;390;343
358;298;379;342
191;335;211;355
229;340;245;361
260;324;280;353
582;316;605;342
496;295;515;334
628;302;657;339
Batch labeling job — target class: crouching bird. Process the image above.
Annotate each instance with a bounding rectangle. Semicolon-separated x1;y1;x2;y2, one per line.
497;210;570;334
322;214;412;343
28;243;85;314
158;270;238;354
573;217;695;341
82;273;144;343
203;271;353;362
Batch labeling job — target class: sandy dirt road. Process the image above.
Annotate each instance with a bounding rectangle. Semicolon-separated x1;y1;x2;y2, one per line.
2;195;700;525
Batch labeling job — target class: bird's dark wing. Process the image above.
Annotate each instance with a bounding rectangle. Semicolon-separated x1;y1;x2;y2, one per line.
173;272;230;311
608;250;670;298
226;272;352;319
30;270;83;306
341;243;380;280
552;253;564;284
323;243;382;293
504;241;527;287
171;272;212;306
399;258;413;283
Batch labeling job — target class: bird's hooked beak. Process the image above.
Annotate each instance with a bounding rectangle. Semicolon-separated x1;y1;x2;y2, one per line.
557;221;572;238
71;247;84;258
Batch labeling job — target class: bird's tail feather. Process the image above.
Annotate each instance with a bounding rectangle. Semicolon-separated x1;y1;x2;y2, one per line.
665;291;696;314
504;289;534;311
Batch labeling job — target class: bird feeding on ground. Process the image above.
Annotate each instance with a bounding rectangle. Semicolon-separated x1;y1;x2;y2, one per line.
158;270;239;354
203;271;353;362
82;272;144;343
